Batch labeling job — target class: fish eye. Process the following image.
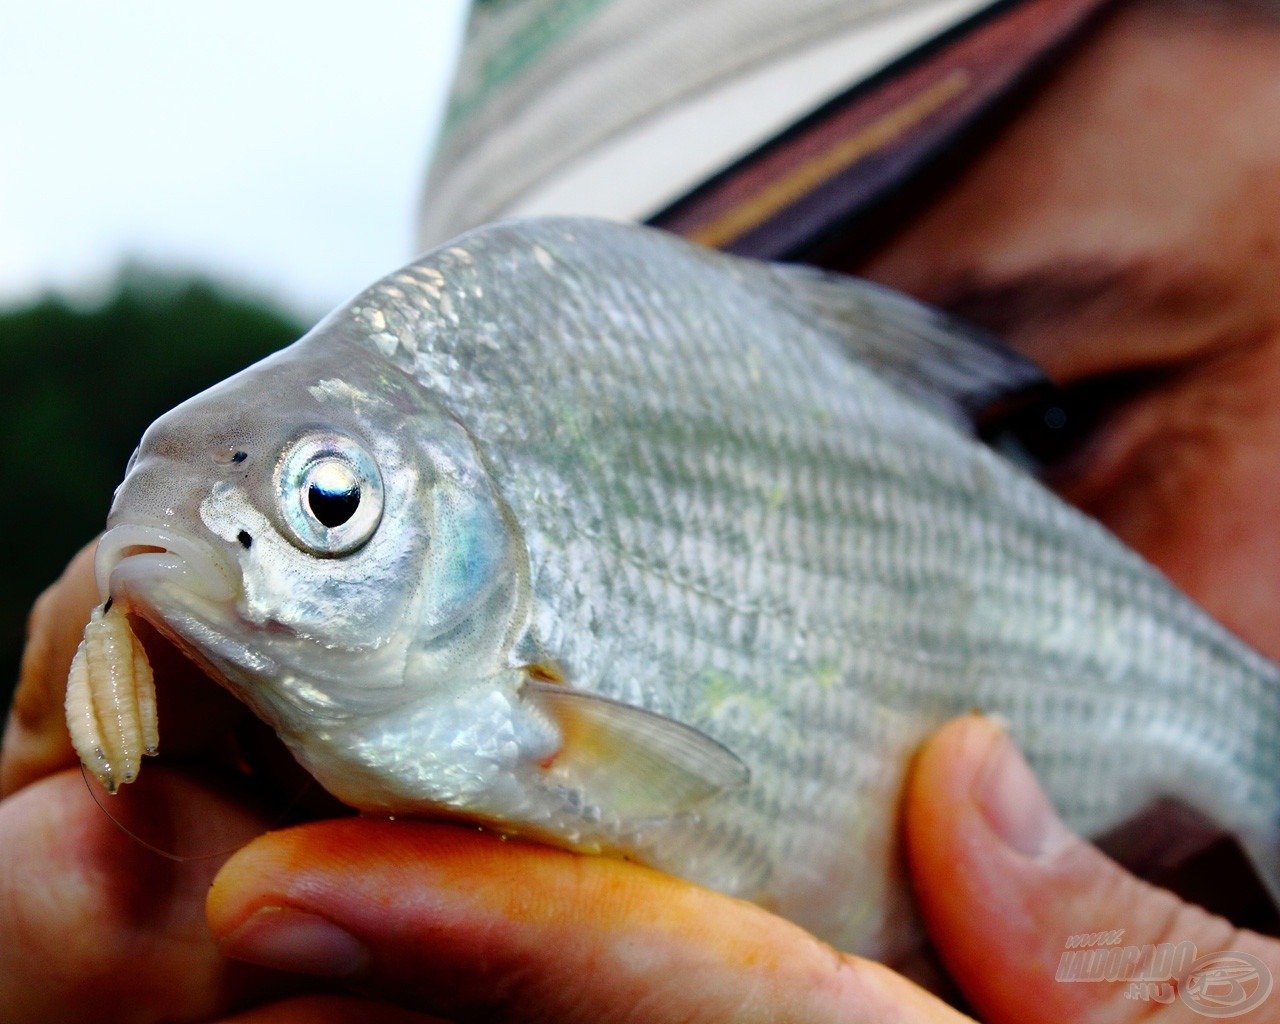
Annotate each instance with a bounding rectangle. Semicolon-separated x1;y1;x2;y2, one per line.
275;431;383;556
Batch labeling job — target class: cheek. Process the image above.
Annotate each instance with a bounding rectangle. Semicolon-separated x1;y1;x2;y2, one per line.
199;481;414;640
1053;338;1280;661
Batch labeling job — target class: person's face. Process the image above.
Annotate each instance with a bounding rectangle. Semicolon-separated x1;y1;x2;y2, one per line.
858;0;1280;661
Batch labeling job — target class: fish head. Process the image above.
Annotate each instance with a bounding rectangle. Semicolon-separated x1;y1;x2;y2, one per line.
95;322;529;736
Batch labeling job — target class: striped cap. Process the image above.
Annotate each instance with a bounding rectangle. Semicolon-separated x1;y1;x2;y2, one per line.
419;0;1114;261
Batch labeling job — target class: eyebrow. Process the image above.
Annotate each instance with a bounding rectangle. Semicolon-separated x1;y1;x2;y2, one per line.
936;249;1244;337
922;252;1253;377
929;258;1142;338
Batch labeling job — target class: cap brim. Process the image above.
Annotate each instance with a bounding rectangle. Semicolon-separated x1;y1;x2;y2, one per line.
646;0;1119;263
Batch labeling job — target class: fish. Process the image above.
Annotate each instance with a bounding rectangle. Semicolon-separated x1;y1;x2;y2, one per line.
72;216;1280;960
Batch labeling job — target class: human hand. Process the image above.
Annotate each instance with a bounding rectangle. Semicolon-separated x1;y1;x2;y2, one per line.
0;543;965;1024
0;542;438;1022
200;714;1280;1022
6;544;1279;1023
906;715;1279;1021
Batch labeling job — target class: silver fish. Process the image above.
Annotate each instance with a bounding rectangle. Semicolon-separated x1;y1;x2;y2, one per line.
84;218;1280;959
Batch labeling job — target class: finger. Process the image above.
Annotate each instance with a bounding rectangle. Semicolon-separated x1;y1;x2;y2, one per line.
212;994;446;1023
904;715;1279;1023
0;766;301;1023
208;819;975;1024
2;539;99;795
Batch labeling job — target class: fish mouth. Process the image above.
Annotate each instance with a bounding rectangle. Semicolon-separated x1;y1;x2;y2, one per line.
93;523;281;686
95;523;241;607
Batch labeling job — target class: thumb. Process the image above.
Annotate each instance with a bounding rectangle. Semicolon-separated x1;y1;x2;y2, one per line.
207;818;974;1024
1;538;98;795
905;715;1279;1023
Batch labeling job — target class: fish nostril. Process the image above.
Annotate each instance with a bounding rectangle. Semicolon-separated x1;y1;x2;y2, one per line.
237;531;253;549
212;448;250;467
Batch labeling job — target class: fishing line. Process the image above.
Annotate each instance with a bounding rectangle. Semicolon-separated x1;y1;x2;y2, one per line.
80;762;315;863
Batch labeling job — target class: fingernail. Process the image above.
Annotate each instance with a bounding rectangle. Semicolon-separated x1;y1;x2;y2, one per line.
976;727;1070;859
219;906;368;977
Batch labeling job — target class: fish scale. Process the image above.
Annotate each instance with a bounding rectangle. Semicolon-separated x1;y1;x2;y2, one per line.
81;217;1280;964
369;220;1280;949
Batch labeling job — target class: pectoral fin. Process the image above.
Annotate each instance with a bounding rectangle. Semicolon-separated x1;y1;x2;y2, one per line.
522;678;749;819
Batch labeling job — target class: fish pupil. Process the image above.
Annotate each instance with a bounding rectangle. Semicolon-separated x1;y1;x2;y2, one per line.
308;483;360;528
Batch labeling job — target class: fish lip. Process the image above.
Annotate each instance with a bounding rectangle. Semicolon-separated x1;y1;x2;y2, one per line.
94;523;279;682
95;523;242;606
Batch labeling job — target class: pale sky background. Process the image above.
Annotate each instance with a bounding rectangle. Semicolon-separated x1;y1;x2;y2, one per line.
0;2;470;320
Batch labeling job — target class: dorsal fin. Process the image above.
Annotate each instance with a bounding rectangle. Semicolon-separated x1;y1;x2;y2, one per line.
768;262;1048;426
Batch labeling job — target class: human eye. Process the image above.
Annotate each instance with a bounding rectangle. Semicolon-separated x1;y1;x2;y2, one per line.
977;369;1161;480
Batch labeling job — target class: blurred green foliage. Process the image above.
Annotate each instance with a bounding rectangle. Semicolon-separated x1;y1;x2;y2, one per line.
0;270;306;710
